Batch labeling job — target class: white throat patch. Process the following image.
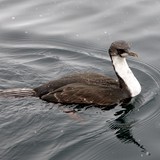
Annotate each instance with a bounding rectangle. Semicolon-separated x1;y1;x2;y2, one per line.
112;56;141;97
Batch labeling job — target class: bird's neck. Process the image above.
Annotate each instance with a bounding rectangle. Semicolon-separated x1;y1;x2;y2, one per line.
111;56;141;97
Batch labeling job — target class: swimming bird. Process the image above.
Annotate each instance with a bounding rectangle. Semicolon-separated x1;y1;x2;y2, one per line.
0;40;141;107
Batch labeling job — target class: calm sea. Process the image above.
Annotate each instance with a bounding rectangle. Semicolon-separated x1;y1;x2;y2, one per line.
1;0;160;160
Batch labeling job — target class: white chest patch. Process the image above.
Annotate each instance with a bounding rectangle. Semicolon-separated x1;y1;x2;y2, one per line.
112;56;141;97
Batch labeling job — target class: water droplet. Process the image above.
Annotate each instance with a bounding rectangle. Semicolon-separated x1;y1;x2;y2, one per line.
146;151;150;156
11;16;15;20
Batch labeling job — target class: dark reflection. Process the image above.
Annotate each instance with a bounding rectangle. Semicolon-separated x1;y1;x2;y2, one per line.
61;97;151;155
109;102;151;155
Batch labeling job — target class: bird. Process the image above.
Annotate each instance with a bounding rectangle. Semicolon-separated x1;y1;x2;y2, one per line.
0;40;141;107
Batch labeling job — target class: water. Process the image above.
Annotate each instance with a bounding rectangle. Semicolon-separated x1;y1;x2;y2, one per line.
1;0;160;159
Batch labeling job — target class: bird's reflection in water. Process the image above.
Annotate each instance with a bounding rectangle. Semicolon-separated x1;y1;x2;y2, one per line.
61;96;151;156
107;101;151;156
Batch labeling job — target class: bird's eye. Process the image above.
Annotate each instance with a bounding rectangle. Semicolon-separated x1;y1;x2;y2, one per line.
117;49;125;55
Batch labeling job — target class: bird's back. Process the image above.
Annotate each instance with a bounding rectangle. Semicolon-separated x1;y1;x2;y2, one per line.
33;72;119;98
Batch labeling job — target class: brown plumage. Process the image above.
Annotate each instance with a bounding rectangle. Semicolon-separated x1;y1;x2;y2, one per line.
34;72;129;106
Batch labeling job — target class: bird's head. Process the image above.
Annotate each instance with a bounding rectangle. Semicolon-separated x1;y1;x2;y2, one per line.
109;40;138;58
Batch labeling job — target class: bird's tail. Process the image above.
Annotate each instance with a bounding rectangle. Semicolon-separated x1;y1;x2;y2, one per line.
0;88;36;97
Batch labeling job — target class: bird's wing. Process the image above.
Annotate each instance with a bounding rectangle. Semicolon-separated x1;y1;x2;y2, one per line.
34;72;118;97
41;83;122;106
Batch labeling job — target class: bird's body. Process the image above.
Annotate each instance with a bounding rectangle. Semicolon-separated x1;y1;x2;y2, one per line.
0;40;141;107
34;72;129;106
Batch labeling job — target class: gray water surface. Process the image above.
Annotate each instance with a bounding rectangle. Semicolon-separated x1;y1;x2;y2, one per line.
1;0;160;160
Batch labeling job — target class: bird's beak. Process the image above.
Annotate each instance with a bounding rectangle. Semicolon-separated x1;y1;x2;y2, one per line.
120;51;138;58
127;51;138;57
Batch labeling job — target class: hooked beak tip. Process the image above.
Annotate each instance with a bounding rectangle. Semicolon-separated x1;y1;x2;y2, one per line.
128;51;138;57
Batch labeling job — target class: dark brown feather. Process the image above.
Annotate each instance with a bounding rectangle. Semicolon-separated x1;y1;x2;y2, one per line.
41;83;129;106
34;72;118;97
33;72;130;106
